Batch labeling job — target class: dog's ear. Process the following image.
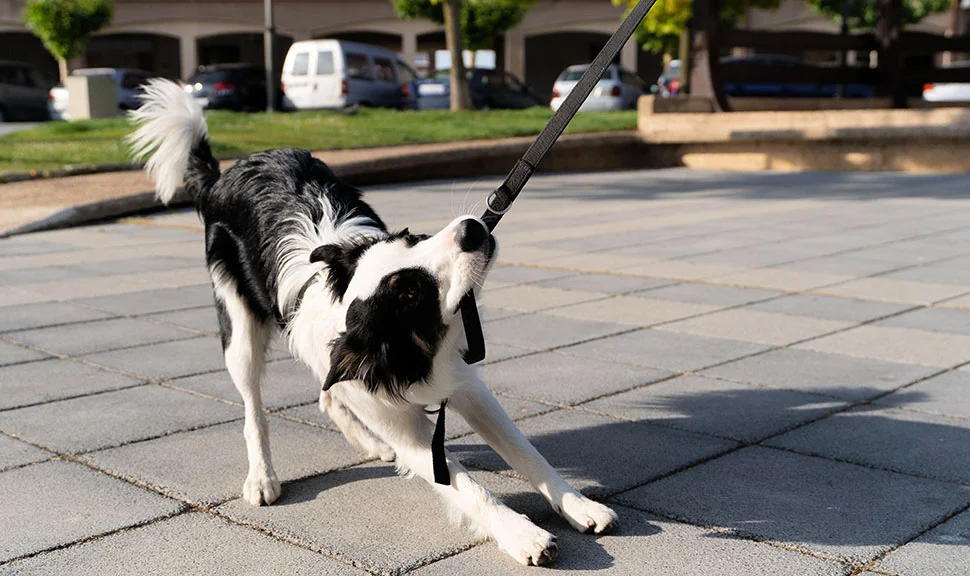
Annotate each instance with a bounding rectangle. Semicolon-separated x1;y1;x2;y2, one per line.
322;333;360;391
310;239;376;302
309;244;342;265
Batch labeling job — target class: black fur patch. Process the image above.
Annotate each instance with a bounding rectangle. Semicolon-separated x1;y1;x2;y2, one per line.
323;267;445;400
309;237;380;303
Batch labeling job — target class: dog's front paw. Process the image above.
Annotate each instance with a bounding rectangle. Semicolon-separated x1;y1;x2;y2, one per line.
560;492;618;534
496;515;558;566
368;444;396;462
242;473;281;506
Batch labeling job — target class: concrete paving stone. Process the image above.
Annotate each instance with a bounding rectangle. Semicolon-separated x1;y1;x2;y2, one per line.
546;296;717;327
93;223;203;241
772;255;905;277
0;385;241;453
68;257;201;276
477;305;523;323
484;265;576;285
796;325;970;367
0;341;49;367
766;405;970;484
481;351;671;406
0;434;51;471
413;505;848;576
875;507;970;576
746;293;912;323
0;239;77;257
818;278;968;305
484;313;628;351
13;273;169;302
709;268;850;291
217;463;550;574
876;306;970;335
540;252;656;274
533;272;673;294
876;370;970;419
938;292;970;310
528;232;642;252
583;375;847;443
621;260;747;282
481;285;607;313
0;460;182;563
658;309;851;346
5;317;195;357
443;396;557;439
634;282;781;307
170;360;319;410
613;446;970;565
682;245;829;268
492;245;573;265
84;419;366;505
479;342;534;364
704;348;937;401
0;512;362;576
272;403;338;431
886;257;970;286
0;358;142;410
82;336;227;380
0;266;99;286
74;284;215;315
141;306;220;334
0;301;114;334
564;328;770;373
450;409;737;498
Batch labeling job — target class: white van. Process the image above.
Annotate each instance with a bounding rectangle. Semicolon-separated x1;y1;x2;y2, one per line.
281;39;416;110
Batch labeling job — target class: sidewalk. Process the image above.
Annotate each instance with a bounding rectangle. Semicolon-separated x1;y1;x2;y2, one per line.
2;169;970;574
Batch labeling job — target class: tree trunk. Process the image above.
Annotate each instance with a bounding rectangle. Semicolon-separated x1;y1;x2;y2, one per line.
443;0;472;111
678;25;691;94
58;58;68;84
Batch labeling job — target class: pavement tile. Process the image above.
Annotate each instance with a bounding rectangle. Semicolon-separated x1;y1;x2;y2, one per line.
817;278;968;305
74;284;215;315
875;507;970;576
659;309;851;346
0;460;182;563
886;259;970;286
0;239;77;257
272;403;338;431
481;351;671;406
796;325;970;367
634;282;781;307
217;464;548;574
5;317;194;357
710;268;850;291
413;505;848;576
0;301;114;334
0;358;142;410
485;313;628;351
778;255;907;277
450;409;737;498
0;342;49;367
0;434;51;471
82;337;227;380
875;370;970;419
169;360;319;411
938;292;970;310
621;260;746;282
485;265;576;285
0;266;98;286
0;512;362;575
477;305;522;323
84;419;366;505
766;406;970;484
533;273;673;294
613;446;970;564
68;257;200;276
479;342;534;363
746;293;912;322
482;285;607;312
541;252;654;273
875;306;970;335
582;375;846;442
141;306;220;335
563;329;770;372
0;385;240;453
546;296;716;327
704;348;937;401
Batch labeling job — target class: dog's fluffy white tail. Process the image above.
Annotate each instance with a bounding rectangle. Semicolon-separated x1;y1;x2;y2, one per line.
127;79;210;205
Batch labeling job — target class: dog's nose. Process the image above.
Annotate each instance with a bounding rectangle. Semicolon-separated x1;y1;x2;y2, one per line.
455;218;488;252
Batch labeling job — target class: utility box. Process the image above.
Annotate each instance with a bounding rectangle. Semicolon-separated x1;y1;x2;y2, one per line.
66;74;117;120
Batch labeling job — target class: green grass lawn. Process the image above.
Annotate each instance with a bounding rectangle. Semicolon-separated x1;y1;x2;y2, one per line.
0;107;637;175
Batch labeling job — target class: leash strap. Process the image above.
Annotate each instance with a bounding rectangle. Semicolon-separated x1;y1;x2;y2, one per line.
459;0;658;365
430;401;450;485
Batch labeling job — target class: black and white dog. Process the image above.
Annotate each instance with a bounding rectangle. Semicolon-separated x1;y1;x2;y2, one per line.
128;79;617;566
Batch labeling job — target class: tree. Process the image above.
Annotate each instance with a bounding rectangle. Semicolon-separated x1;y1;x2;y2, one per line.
808;0;950;28
23;0;114;83
391;0;535;110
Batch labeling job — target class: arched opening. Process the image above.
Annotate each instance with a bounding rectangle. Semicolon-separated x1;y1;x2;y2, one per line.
0;32;58;82
526;31;612;103
86;33;180;79
319;31;402;53
417;31;446;75
196;32;292;70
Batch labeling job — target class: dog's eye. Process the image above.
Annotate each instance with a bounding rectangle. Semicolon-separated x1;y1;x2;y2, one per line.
402;285;419;303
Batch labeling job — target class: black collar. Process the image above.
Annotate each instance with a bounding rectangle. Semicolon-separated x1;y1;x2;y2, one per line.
289;270;322;319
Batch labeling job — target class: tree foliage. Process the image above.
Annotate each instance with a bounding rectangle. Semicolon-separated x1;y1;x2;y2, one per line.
391;0;535;50
22;0;114;63
612;0;780;55
807;0;951;29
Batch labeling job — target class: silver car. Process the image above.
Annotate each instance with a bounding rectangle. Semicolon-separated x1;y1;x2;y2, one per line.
550;64;646;112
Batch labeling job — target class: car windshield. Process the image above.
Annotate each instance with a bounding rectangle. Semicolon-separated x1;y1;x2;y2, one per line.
559;67;612;82
189;70;239;83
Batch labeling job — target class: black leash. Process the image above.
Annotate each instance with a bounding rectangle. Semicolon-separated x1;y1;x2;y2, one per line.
433;0;659;485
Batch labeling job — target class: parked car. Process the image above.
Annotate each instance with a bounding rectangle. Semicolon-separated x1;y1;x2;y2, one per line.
923;61;970;102
720;54;874;98
282;39;411;110
48;68;158;120
183;64;271;112
0;60;53;122
654;59;682;97
414;68;541;110
550;64;646;112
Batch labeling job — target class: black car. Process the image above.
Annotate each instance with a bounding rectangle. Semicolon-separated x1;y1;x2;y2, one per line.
0;60;52;122
416;68;542;110
183;64;273;112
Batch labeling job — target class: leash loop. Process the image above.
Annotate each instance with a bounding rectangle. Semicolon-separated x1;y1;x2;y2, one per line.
485;189;513;216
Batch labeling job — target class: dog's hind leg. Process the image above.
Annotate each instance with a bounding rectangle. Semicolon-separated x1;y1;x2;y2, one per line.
213;273;279;506
319;390;395;462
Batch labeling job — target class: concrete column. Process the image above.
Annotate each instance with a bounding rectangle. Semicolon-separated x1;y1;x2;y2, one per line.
402;30;417;65
179;34;198;80
621;37;637;71
505;27;525;79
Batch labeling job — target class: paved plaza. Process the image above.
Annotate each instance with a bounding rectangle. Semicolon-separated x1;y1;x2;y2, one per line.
2;168;970;574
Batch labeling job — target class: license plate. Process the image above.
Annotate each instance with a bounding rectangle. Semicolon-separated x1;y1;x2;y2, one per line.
418;83;446;96
194;97;209;108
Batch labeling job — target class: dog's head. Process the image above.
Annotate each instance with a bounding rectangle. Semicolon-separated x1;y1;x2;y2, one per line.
310;216;496;400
